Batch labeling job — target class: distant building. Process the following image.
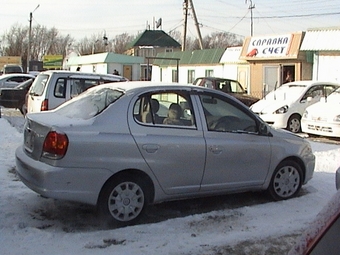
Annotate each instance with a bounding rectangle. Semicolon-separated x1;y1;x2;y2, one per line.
300;27;340;82
125;30;181;80
66;52;144;81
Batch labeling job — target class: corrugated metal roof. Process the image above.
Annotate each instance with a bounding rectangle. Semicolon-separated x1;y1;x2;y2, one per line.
67;52;144;65
300;28;340;51
127;30;181;48
153;48;225;66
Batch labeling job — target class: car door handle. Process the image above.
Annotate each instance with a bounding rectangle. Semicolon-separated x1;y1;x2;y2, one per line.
142;144;160;153
209;145;223;154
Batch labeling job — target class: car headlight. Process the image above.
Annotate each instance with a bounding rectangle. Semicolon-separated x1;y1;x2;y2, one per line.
274;105;288;114
334;115;340;122
303;110;308;119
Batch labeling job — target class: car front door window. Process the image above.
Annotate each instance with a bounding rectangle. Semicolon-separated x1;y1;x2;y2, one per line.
199;94;257;133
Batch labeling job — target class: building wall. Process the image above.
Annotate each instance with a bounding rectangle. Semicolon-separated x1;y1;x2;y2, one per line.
152;65;224;83
249;59;313;98
69;62;141;80
313;52;340;82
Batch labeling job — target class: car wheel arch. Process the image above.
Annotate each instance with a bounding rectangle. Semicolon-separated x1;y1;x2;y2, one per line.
97;169;155;206
286;113;302;133
267;157;305;200
96;169;155;227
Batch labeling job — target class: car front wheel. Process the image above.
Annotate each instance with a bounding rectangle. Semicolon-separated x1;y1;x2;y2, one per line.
286;114;301;133
98;175;149;227
268;160;303;200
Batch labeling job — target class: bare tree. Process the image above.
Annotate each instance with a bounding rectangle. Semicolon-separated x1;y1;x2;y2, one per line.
76;33;109;55
1;24;74;70
113;33;135;54
2;24;28;58
203;32;244;49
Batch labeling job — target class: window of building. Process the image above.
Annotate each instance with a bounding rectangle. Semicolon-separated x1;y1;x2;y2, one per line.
205;70;214;77
187;70;195;83
172;70;178;82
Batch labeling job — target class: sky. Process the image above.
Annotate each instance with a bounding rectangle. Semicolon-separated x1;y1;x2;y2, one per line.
0;108;340;254
1;0;339;42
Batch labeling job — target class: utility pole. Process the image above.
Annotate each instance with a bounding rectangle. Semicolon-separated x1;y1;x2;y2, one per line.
246;0;255;36
189;0;203;49
27;4;40;73
182;0;188;51
182;0;203;51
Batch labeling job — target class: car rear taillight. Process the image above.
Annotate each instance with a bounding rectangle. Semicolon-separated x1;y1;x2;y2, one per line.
43;131;68;159
41;99;48;111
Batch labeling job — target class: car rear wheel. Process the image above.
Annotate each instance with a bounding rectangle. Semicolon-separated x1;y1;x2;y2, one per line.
98;175;149;227
286;114;301;133
268;160;303;200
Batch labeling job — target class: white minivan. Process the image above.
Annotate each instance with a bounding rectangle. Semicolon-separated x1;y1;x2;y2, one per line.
27;70;127;113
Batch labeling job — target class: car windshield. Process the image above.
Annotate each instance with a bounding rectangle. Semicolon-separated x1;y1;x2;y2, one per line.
326;87;340;103
264;84;306;101
54;87;124;119
29;74;49;96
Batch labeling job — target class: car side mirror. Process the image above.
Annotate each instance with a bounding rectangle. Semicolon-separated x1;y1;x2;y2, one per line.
259;122;270;136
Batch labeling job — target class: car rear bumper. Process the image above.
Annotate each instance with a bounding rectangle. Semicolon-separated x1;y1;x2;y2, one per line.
15;145;112;205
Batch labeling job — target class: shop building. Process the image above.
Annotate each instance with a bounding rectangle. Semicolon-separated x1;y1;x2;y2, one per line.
240;32;312;98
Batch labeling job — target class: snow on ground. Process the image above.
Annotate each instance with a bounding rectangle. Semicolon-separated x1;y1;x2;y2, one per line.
0;110;339;255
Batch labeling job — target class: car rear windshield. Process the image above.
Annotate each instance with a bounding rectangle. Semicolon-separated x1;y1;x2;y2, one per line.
4;65;23;74
54;87;124;119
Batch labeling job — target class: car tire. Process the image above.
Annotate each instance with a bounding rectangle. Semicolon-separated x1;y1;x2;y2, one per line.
286;114;301;133
20;104;27;115
98;174;149;227
267;160;303;201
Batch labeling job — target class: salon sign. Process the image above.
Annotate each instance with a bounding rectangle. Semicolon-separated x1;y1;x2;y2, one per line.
245;34;292;58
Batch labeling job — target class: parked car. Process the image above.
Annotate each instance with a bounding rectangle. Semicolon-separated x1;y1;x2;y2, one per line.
0;73;35;89
193;77;259;107
301;87;340;138
0;78;34;115
26;70;128;113
250;81;340;133
16;82;315;226
1;64;24;74
288;184;340;254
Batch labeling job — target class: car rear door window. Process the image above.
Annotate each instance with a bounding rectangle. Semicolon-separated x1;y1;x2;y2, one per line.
134;91;196;127
54;78;66;98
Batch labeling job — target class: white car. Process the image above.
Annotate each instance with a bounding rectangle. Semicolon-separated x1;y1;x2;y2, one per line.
250;81;340;133
27;70;127;113
301;87;340;137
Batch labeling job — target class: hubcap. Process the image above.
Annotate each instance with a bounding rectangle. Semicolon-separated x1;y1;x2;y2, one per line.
273;166;300;198
108;182;144;222
289;118;300;133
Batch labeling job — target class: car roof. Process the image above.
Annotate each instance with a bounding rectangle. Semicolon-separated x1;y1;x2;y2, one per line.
88;81;212;94
0;73;35;80
195;77;239;82
39;70;125;79
282;80;340;87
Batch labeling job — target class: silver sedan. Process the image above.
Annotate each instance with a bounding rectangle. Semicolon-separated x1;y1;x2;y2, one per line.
15;82;315;226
